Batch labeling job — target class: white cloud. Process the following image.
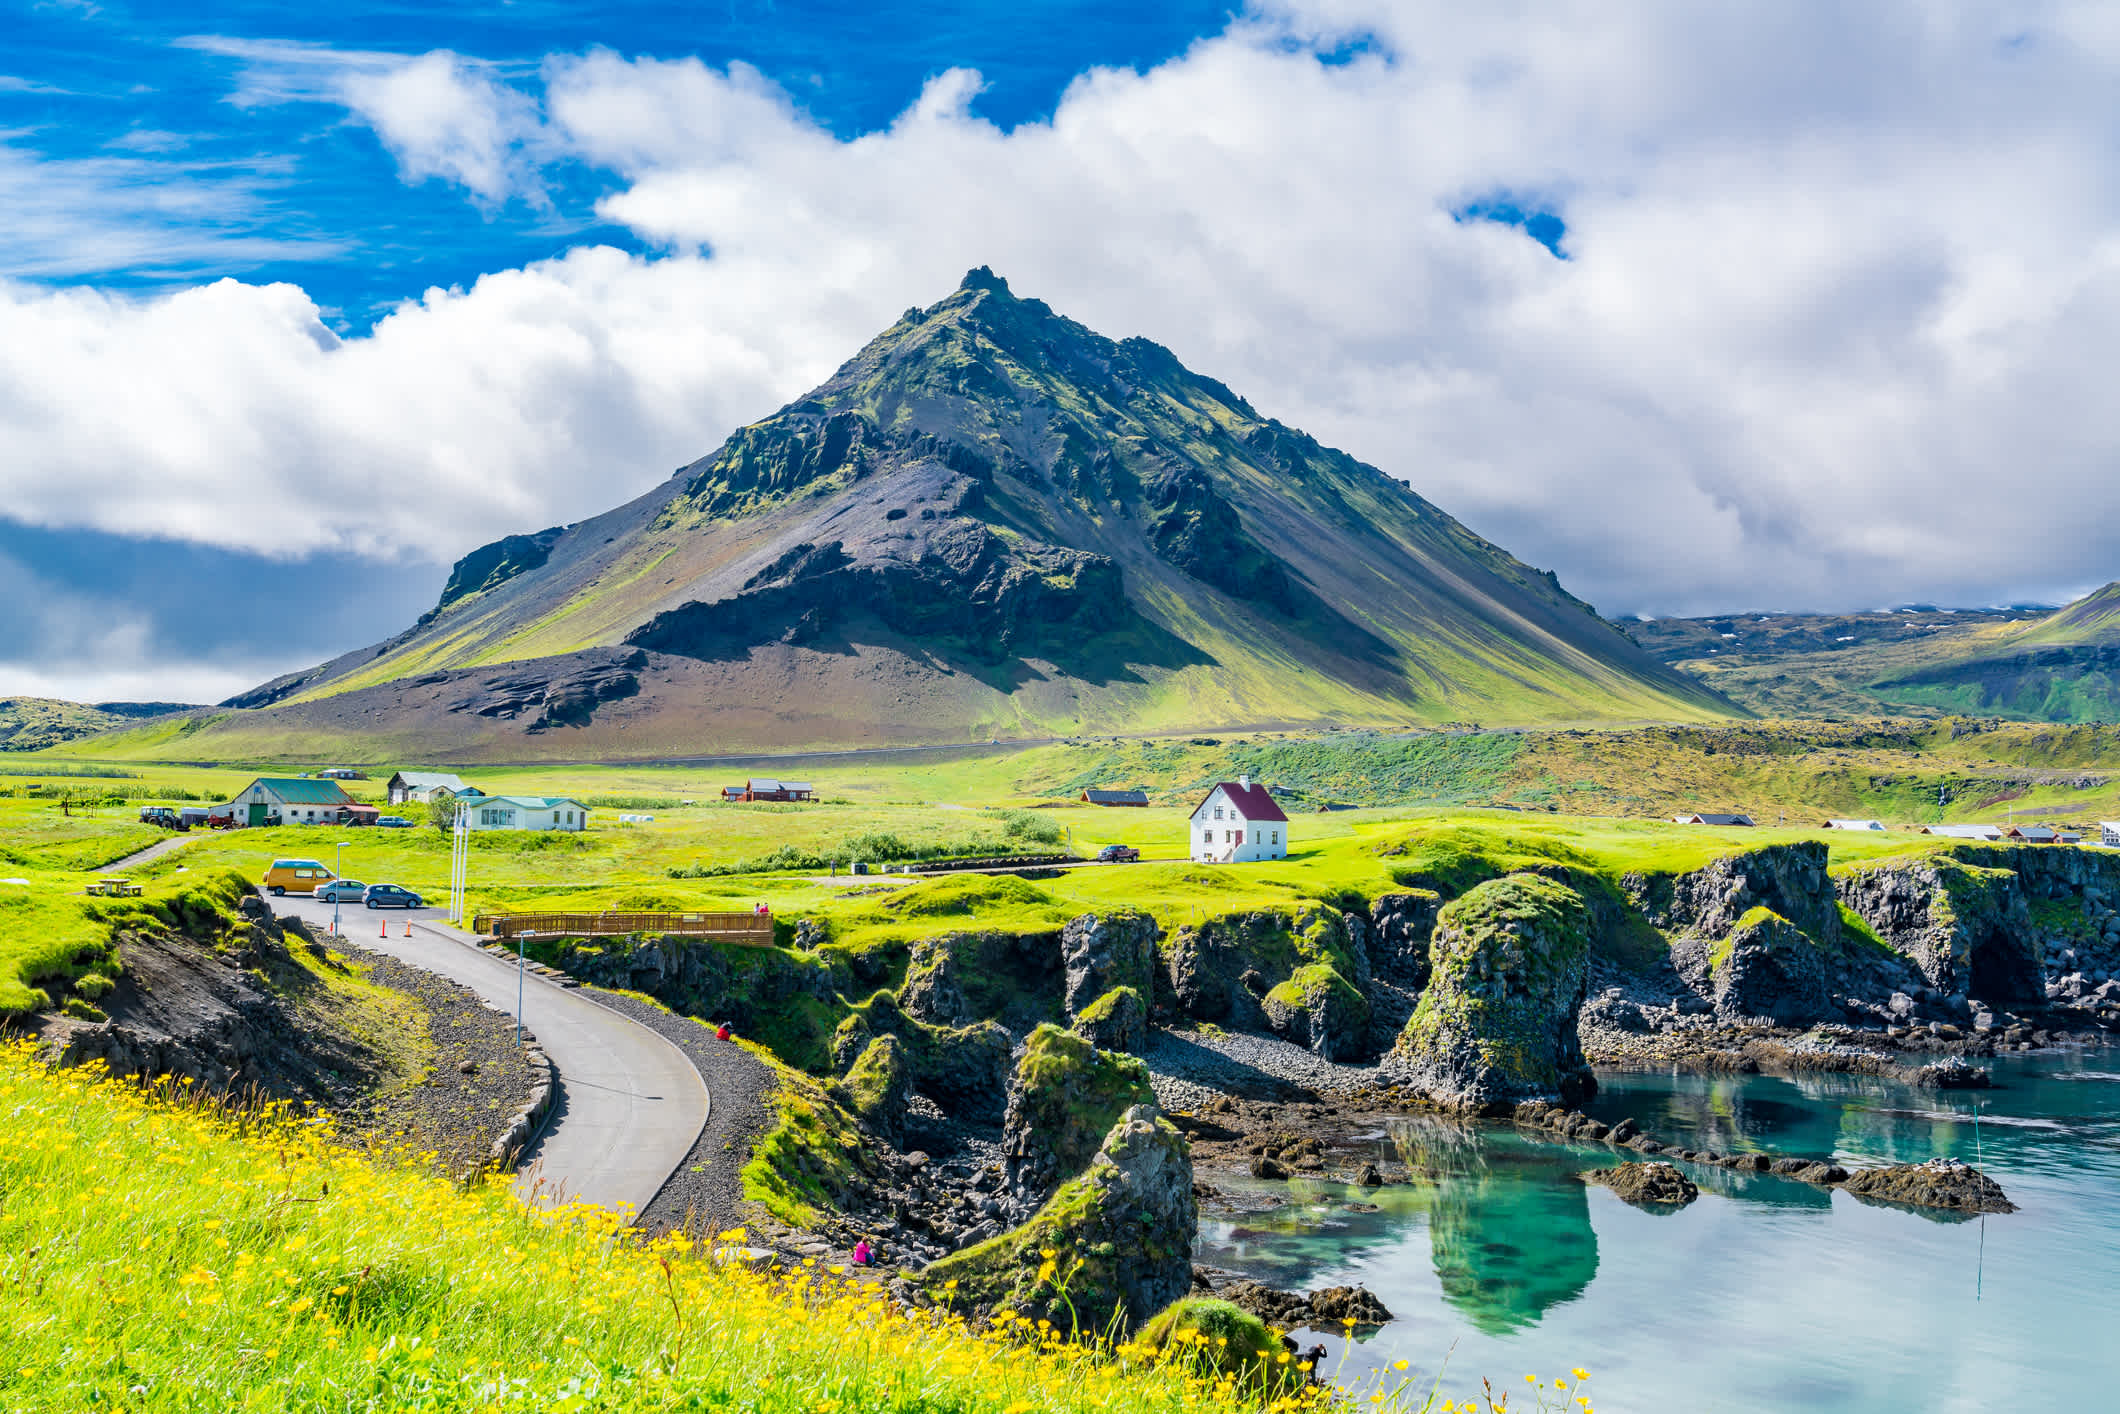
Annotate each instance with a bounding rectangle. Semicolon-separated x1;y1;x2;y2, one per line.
4;0;2119;632
0;553;266;702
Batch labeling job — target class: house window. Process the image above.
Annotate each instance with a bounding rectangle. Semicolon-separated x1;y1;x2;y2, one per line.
1202;830;1212;844
1213;807;1223;820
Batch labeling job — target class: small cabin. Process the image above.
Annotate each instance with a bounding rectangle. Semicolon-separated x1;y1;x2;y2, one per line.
1919;824;2005;841
464;796;589;833
1822;819;1886;832
1673;812;1756;827
386;771;473;805
1189;776;1288;863
1082;788;1150;807
732;778;814;803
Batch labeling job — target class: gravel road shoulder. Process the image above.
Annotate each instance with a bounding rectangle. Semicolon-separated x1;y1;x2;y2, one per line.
333;940;542;1179
582;988;775;1238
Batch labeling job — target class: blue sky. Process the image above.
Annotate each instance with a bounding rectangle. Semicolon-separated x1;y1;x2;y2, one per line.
3;2;2117;703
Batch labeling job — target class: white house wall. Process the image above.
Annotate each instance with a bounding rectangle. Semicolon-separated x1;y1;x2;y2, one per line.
1188;786;1288;863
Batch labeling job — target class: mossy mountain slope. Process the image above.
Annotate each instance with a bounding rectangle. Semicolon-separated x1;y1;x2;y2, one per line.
197;270;1730;759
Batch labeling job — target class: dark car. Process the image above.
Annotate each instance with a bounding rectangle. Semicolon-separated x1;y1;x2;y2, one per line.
313;878;368;903
375;816;413;829
1096;844;1140;863
363;883;424;909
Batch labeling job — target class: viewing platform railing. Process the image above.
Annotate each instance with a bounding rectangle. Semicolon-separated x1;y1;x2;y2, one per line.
472;910;776;944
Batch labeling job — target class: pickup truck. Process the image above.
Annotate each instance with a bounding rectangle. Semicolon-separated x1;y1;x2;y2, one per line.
1096;844;1140;863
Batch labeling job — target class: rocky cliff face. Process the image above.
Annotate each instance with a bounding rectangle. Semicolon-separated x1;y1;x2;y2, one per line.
1672;907;1832;1025
1157;905;1372;1058
1836;856;2042;1003
1394;874;1593;1109
1634;842;1842;945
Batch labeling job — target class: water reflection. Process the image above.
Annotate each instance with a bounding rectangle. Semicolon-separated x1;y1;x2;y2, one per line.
1388;1118;1598;1333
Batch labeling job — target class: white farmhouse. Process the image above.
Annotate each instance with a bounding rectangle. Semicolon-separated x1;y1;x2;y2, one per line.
464;796;590;832
386;771;476;805
1189;777;1288;863
2100;822;2120;848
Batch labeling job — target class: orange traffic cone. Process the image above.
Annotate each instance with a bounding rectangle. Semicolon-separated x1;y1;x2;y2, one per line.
380;920;387;937
403;921;413;937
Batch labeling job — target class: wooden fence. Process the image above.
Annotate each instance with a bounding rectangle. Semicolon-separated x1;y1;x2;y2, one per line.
473;910;776;944
900;852;1082;874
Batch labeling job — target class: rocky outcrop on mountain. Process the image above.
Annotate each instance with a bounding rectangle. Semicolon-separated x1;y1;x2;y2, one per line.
1672;907;1832;1026
1836;856;2042;1003
1582;1161;1698;1209
1394;874;1593;1109
1841;1157;2015;1214
924;1104;1195;1332
1002;1024;1156;1202
436;526;566;610
442;647;645;732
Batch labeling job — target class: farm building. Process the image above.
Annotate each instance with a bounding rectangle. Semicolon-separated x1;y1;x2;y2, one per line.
729;779;813;803
1189;777;1288;863
1082;788;1150;807
1673;813;1756;827
2101;822;2120;847
2005;824;2065;844
464;796;590;832
222;777;355;828
386;771;479;805
1920;824;2005;841
1823;819;1887;832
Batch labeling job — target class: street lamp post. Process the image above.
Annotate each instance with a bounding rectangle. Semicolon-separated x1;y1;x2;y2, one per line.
332;839;349;937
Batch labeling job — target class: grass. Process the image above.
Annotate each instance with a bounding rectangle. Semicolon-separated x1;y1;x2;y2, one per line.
0;1047;1518;1413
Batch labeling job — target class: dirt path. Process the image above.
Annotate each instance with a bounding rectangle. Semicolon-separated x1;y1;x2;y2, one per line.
101;832;200;874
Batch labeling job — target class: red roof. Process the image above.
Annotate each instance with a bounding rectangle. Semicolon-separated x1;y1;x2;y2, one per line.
1197;781;1287;823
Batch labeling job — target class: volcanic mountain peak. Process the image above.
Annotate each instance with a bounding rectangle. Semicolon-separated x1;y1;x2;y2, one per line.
199;270;1730;759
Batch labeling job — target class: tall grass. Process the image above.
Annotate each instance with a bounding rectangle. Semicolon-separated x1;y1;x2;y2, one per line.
0;1047;1533;1413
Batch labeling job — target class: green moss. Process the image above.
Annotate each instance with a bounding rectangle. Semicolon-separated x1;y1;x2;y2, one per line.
1011;1024;1154;1180
740;1058;884;1229
1836;902;1893;955
1073;985;1142;1027
1136;1299;1297;1390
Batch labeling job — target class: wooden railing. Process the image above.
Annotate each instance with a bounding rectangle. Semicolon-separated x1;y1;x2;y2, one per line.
473;911;776;944
900;852;1082;874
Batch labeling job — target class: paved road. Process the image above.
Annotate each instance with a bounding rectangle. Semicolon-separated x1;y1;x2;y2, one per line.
101;832;201;874
277;896;709;1219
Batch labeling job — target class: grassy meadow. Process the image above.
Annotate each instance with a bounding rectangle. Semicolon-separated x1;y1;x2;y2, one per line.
0;1045;1560;1414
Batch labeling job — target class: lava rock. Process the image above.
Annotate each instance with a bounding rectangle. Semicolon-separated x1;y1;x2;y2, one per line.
1841;1157;2016;1214
1582;1161;1699;1209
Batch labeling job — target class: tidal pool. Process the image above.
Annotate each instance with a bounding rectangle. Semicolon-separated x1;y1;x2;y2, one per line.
1194;1048;2120;1413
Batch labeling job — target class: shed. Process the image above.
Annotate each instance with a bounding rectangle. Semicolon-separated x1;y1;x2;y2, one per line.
1082;788;1150;807
1919;824;2005;841
1822;819;1886;832
386;771;473;805
1673;813;1756;827
224;777;355;828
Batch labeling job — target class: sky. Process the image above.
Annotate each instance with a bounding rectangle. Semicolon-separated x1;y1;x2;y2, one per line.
3;1;2118;703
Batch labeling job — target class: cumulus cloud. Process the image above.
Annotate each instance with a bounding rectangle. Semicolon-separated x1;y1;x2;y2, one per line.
7;0;2120;630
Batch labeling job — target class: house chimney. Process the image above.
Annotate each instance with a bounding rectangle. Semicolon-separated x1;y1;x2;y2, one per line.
1239;774;1249;790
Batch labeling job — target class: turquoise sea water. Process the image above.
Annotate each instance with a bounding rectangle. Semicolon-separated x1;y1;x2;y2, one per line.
1194;1049;2120;1413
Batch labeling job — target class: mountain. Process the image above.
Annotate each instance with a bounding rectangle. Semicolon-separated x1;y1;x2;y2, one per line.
0;699;203;753
1630;591;2120;723
73;270;1732;763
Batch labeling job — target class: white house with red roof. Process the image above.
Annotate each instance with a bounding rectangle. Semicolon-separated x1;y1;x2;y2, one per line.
1189;775;1289;863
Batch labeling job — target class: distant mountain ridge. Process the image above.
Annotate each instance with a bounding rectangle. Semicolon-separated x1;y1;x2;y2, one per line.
80;270;1732;762
0;699;202;753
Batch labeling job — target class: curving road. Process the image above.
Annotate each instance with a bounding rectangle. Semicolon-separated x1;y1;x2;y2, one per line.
276;895;709;1218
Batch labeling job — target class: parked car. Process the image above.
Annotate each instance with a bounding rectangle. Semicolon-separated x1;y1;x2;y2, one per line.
375;816;413;829
363;883;424;909
314;878;369;903
1096;844;1141;863
262;858;330;895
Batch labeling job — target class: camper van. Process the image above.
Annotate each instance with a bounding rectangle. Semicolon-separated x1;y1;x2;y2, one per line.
261;858;332;896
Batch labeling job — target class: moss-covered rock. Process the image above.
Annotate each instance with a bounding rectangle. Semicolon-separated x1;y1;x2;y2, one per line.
832;992;1013;1123
1841;1157;2015;1215
1636;842;1842;945
1004;1023;1155;1200
741;1070;888;1229
922;1103;1194;1334
1153;907;1365;1038
896;929;1066;1031
829;1035;910;1145
1071;985;1148;1053
1582;1161;1698;1210
1393;874;1592;1110
1260;962;1370;1061
1135;1298;1296;1391
1684;907;1831;1025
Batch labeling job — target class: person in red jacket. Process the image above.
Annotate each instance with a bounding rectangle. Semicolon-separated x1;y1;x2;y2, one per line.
715;1022;732;1041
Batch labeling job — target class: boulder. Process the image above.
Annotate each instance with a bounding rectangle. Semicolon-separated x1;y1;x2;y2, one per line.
1393;874;1594;1110
1907;1060;1991;1089
1260;963;1371;1061
1158;906;1367;1048
1841;1157;2015;1214
1062;910;1158;1019
1701;908;1831;1025
1071;985;1148;1053
1002;1024;1156;1202
898;938;973;1026
1582;1162;1698;1209
829;1035;910;1146
923;1104;1195;1332
1309;1285;1394;1327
